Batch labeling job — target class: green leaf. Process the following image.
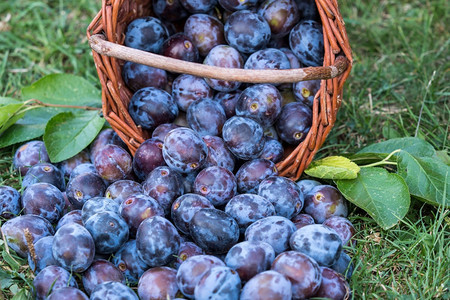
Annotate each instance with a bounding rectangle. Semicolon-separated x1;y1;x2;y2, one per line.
0;97;21;105
357;137;435;158
11;289;28;300
44;111;105;162
305;156;360;179
336;167;410;230
1;250;21;271
397;151;449;207
0;105;95;148
0;103;23;125
435;150;450;166
0;103;26;135
21;74;101;107
0;123;46;148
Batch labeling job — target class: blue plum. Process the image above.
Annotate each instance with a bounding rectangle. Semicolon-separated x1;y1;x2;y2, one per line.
0;185;21;219
291;213;315;229
293;79;320;107
105;180;143;205
82;259;125;295
193;166;237;207
52;223;95;272
275;102;312;145
190;208;240;254
81;196;120;224
27;236;57;274
194;266;242;299
235;84;283;128
303;185;348;223
172;241;205;269
184;14;225;56
128;87;178;131
172;74;213;112
1;214;54;257
13;140;49;176
271;251;322;299
21;182;65;223
289;20;324;67
162;127;208;174
47;287;88;300
46;286;89;300
176;255;225;298
132;138;165;181
314;267;350;300
162;33;199;63
214;90;241;119
152;123;180;141
203;45;244;92
202;135;235;172
187;99;227;137
258;0;300;38
222;116;265;160
225;10;271;53
235;158;278;194
296;178;321;194
89;128;127;163
240;270;292;300
280;47;302;68
124;16;169;53
244;48;291;72
22;162;65;191
258;175;304;219
94;144;133;182
55;209;83;230
69;163;98;181
180;0;217;13
219;0;259;12
58;150;90;179
225;194;275;233
136;216;181;266
290;224;342;266
138;267;179;300
112;239;150;284
120;194;164;236
84;211;129;254
225;241;275;282
122;61;167;92
331;251;354;280
66;172;107;209
171;193;214;234
245;216;296;254
259;136;284;163
90;281;139;300
323;216;356;247
142;166;184;214
295;0;320;21
33;265;78;300
153;0;188;21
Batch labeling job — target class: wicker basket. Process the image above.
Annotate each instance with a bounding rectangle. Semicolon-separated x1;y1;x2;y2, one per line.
87;0;353;180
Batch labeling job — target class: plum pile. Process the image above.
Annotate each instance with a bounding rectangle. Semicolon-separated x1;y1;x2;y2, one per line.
2;133;355;299
0;1;357;299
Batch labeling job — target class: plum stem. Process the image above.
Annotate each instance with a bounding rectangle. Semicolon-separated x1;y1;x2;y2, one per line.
24;99;101;111
359;149;401;168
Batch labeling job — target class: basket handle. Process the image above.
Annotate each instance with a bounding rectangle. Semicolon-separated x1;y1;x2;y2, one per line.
89;34;349;84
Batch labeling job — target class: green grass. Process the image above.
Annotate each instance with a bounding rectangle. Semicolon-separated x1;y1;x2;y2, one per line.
1;0;449;299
